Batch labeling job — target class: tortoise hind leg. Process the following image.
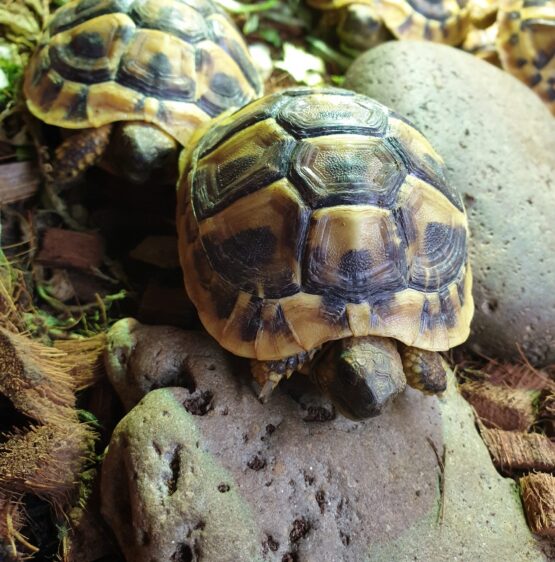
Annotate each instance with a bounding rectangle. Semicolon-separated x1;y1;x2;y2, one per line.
399;345;447;394
51;124;113;184
251;349;318;403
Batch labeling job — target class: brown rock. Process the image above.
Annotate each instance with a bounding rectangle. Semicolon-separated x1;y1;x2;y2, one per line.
101;387;261;562
520;473;555;539
100;321;545;561
104;318;225;411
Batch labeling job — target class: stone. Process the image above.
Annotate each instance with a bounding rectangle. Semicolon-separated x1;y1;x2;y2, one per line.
344;41;555;366
104;318;226;411
101;323;547;561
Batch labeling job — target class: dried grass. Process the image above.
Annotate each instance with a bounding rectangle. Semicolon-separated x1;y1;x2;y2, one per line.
482;361;555;392
0;491;37;559
460;382;538;431
54;333;107;391
0;327;75;425
481;428;555;474
0;420;95;510
520;473;555;538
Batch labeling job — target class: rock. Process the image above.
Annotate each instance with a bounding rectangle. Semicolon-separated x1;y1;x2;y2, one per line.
104;318;226;411
101;387;261;562
344;41;555;366
101;323;546;561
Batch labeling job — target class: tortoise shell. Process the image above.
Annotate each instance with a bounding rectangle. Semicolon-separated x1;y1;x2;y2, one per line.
24;0;262;146
309;0;387;53
379;0;471;45
307;0;376;8
176;88;473;361
496;0;555;114
462;21;501;65
469;0;498;28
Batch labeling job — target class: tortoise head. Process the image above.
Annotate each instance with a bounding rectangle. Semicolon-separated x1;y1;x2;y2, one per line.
111;122;179;184
312;336;407;420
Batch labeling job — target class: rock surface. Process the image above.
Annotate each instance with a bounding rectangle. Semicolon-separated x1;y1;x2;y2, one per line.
344;41;555;366
101;325;547;561
104;318;225;411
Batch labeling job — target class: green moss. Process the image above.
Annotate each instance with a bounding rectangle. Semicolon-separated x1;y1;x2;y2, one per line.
0;43;24;113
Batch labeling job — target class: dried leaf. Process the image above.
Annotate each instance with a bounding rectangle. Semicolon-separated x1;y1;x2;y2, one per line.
275;42;325;85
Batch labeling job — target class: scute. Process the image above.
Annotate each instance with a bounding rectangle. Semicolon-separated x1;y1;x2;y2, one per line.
176;87;474;361
388;115;464;211
379;0;470;45
291;135;407;209
24;0;262;145
192;118;296;220
303;206;409;303
277;92;389;138
198;178;310;299
496;0;555;114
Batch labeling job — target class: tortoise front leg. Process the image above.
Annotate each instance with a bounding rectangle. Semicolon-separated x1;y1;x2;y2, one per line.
51;124;113;184
251;349;318;403
398;345;447;394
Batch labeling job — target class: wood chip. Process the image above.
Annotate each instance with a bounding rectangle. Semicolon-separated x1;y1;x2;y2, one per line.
129;235;180;269
0;161;40;204
460;382;538;431
36;228;104;271
481;428;555;473
520;473;555;538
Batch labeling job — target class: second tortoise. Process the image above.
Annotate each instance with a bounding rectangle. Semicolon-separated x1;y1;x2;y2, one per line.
24;0;262;184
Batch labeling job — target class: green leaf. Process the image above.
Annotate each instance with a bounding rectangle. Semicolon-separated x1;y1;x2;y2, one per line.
243;14;259;35
259;27;282;48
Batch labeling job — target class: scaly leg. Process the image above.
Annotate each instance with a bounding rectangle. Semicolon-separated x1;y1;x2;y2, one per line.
51;124;112;184
398;345;447;394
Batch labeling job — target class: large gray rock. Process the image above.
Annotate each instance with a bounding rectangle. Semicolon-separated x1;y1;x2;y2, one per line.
101;323;546;561
344;41;555;365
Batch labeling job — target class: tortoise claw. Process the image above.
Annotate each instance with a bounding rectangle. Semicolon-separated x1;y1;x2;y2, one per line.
258;379;279;403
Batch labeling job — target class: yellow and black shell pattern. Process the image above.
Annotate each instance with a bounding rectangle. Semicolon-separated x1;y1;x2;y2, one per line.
24;0;262;146
496;0;555;114
378;0;471;45
177;88;474;362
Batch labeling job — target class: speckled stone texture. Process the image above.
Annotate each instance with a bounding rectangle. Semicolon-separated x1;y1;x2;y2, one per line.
345;41;555;366
104;318;225;411
101;323;547;561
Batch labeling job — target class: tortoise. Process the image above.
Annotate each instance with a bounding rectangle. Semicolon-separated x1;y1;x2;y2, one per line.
176;87;474;420
378;0;471;45
23;0;262;184
462;21;501;65
468;0;498;28
308;0;390;53
496;0;555;115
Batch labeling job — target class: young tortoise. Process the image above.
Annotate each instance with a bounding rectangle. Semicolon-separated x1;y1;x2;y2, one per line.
378;0;471;45
176;87;474;420
496;0;555;115
24;0;262;184
308;0;389;53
